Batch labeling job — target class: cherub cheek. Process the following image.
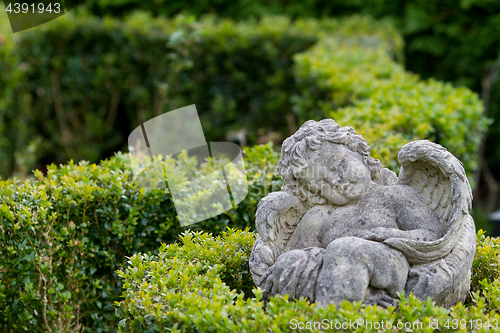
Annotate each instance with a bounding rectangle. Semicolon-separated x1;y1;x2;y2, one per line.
321;180;344;196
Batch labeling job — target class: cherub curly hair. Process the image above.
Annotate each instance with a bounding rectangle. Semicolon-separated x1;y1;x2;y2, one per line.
277;119;381;203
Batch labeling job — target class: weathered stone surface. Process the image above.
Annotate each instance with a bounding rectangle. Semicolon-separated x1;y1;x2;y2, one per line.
249;119;476;308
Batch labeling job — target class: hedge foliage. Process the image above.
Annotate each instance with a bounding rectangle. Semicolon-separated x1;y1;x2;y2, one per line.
0;11;487;181
3;140;494;332
0;143;281;332
115;229;500;333
82;0;500;178
293;37;488;172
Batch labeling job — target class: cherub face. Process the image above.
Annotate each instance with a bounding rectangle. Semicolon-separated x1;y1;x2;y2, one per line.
298;142;371;205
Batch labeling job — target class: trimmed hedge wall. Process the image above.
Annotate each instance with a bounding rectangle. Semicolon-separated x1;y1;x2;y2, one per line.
2;142;497;332
0;11;487;180
0;144;281;332
115;229;500;333
293;38;488;173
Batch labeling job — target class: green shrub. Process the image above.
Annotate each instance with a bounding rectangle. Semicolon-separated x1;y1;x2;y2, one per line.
0;12;487;181
293;37;488;174
0;143;280;332
0;12;317;178
115;229;500;333
83;0;500;183
470;230;500;296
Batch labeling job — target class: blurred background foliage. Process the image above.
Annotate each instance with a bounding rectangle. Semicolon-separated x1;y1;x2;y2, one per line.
0;8;488;174
1;0;498;227
78;0;500;212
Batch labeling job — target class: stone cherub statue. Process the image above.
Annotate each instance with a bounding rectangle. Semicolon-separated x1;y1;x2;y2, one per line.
249;119;476;308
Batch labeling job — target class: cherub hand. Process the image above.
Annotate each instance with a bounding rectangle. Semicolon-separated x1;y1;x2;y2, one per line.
269;191;303;214
406;260;451;300
359;227;401;242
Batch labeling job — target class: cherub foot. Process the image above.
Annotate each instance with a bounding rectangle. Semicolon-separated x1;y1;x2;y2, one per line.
363;288;398;309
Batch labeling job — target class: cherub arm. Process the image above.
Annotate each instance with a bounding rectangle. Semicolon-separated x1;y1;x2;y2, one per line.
361;185;446;242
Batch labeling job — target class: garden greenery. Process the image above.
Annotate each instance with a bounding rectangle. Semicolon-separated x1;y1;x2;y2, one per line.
294;38;488;172
1;143;499;332
0;144;281;332
82;0;500;179
115;229;500;333
0;9;493;333
0;11;487;181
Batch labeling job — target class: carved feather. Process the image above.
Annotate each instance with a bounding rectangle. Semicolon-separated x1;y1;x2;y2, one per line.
250;191;306;288
394;140;472;264
254;191;305;261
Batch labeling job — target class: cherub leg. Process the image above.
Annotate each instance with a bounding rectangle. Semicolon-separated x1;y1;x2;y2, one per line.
316;237;409;307
270;248;325;301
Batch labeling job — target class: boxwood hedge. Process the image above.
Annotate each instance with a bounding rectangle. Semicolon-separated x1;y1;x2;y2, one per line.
293;38;488;173
0;143;281;332
115;229;500;333
2;141;497;332
0;11;487;181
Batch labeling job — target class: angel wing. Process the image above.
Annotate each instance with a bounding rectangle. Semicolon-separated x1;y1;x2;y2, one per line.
390;140;476;305
387;140;472;263
397;140;472;228
249;191;305;291
254;191;306;257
